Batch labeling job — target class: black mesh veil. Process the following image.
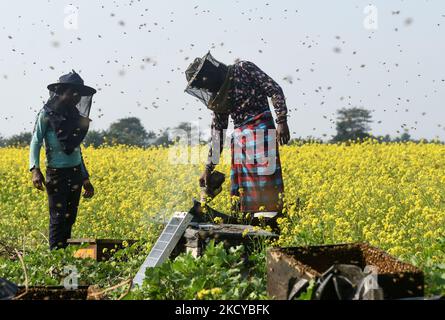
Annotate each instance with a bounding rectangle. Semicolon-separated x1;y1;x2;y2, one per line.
48;88;94;119
184;51;227;107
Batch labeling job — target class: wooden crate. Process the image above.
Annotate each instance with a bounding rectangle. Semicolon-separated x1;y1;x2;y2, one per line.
267;243;424;300
172;223;278;258
67;238;137;261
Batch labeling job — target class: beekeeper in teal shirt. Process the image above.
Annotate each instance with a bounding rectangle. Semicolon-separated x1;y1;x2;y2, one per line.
29;110;90;178
30;70;96;250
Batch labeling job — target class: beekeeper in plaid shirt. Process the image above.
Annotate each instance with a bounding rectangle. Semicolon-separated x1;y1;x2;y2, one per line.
185;52;290;231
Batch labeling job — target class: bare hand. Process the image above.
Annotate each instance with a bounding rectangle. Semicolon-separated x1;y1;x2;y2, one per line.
82;180;95;199
277;122;290;146
31;168;45;191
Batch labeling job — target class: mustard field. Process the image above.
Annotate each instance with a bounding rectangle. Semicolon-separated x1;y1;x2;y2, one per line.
1;141;445;298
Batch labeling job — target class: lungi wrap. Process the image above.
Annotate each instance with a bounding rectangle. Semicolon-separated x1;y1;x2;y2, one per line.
230;110;284;213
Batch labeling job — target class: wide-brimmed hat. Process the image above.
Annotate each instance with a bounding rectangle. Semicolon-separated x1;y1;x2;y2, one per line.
47;70;97;96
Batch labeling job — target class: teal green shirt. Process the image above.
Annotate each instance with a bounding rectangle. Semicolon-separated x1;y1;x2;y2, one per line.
29;109;89;179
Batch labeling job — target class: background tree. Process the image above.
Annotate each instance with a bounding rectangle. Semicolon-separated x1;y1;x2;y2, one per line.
106;117;151;147
4;132;32;147
151;128;173;147
83;130;107;148
171;122;203;145
289;136;324;146
331;107;373;142
394;130;412;142
375;134;392;143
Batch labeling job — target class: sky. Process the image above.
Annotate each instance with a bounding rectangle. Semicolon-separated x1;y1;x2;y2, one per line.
0;0;444;142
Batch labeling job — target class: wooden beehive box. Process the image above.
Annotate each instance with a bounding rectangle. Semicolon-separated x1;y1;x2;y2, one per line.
267;243;424;300
67;238;137;261
172;223;278;258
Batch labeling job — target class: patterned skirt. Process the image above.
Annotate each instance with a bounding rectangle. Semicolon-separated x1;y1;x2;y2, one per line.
230;110;284;213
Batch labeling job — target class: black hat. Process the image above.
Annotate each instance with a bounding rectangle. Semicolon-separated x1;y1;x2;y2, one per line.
47;70;97;96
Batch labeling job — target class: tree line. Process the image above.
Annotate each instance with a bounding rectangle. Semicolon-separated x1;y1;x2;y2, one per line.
0;107;441;148
0;118;199;148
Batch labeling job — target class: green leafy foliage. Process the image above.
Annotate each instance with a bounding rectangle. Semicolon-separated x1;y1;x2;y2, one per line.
129;240;268;300
0;242;149;297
